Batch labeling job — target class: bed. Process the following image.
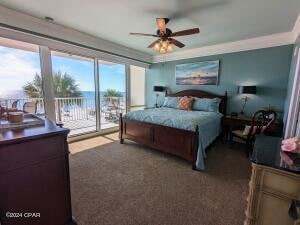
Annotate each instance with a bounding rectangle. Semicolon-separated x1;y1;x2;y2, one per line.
119;89;227;170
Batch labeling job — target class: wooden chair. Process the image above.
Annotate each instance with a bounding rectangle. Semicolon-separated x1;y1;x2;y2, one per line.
23;101;37;114
229;110;277;154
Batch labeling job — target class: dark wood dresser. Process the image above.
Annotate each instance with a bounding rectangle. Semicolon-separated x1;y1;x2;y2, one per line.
0;119;77;225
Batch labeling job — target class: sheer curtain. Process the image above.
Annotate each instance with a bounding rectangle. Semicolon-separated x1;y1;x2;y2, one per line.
285;47;300;138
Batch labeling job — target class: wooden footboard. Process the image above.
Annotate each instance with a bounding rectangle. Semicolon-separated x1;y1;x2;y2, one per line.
119;113;199;170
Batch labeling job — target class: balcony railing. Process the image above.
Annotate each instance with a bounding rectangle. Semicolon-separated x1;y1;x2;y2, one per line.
0;96;126;127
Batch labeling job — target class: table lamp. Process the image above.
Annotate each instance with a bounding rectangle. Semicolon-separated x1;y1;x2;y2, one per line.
153;86;166;108
238;85;256;115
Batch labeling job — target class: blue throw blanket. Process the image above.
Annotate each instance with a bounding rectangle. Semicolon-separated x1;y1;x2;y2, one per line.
125;107;222;170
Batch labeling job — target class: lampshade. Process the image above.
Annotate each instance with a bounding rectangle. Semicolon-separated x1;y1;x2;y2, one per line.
153;86;166;92
238;86;256;94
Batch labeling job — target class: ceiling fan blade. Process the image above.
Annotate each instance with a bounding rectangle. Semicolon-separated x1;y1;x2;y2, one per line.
148;39;160;48
129;32;159;37
171;28;200;37
156;18;169;33
169;38;185;48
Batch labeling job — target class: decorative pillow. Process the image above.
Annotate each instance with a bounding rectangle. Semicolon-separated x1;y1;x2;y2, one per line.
162;97;179;108
178;97;194;111
193;97;221;112
242;125;267;136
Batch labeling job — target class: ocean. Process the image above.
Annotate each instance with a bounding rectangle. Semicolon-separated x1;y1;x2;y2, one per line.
0;90;125;99
176;77;218;85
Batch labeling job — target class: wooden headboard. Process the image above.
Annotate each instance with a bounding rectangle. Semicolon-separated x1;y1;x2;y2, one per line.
166;89;228;115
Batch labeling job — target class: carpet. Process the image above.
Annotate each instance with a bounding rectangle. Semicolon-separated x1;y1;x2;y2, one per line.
69;133;251;225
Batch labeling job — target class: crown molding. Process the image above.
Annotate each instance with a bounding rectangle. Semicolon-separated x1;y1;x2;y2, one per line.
0;5;152;64
292;12;300;42
152;32;295;63
0;4;298;65
153;11;300;63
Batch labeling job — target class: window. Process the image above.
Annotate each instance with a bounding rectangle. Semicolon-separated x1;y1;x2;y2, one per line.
0;37;44;116
0;35;148;137
98;60;126;129
129;65;145;111
51;51;96;136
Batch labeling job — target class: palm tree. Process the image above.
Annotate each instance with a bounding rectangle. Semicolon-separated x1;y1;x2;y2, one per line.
23;73;42;98
103;89;122;97
23;71;82;98
52;71;82;97
103;89;122;111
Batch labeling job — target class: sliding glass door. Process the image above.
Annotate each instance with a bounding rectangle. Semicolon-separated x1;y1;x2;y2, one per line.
51;51;96;136
49;55;127;135
98;60;126;129
0;35;146;137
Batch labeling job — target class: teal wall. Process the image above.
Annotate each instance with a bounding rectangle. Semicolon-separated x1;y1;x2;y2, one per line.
284;34;300;123
146;45;293;118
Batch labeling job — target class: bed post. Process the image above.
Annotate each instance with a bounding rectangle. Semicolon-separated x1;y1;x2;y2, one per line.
192;125;199;170
165;89;169;96
119;113;124;144
223;91;228;115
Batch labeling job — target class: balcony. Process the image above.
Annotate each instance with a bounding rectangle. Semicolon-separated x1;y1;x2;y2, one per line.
0;96;126;136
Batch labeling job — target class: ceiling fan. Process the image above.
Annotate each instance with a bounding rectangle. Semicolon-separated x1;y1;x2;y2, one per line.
129;18;200;53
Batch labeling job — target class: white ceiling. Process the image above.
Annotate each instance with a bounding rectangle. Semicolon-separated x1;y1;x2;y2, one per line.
0;0;299;55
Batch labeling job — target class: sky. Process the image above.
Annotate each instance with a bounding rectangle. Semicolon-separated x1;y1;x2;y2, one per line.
0;45;126;97
0;46;40;96
52;54;126;93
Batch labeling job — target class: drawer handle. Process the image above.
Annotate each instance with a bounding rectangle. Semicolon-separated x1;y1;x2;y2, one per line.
289;200;300;220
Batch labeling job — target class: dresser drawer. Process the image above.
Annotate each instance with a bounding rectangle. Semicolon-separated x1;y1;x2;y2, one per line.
262;168;300;198
0;158;70;225
0;135;67;173
257;193;295;225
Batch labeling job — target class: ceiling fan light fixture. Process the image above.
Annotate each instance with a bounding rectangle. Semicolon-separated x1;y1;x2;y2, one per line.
153;42;161;51
152;40;173;54
161;41;168;49
159;48;166;54
130;18;199;54
167;44;173;52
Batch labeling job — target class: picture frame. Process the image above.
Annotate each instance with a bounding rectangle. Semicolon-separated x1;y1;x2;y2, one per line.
175;60;220;85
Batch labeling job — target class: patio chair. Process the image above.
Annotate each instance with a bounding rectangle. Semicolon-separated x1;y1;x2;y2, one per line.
11;100;18;109
0;105;5;119
103;97;121;122
0;100;19;119
23;101;37;114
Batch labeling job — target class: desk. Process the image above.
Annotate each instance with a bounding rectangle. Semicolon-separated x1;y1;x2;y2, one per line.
222;115;283;141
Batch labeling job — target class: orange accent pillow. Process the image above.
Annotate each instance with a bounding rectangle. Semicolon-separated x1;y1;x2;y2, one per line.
178;97;194;111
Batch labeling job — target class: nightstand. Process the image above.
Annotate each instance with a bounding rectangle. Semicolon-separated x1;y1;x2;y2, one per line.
222;115;283;141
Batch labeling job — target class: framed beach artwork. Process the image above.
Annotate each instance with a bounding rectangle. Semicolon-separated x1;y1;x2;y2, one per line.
175;60;220;85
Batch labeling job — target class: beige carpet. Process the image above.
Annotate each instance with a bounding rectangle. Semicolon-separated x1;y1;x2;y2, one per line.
69;133;251;225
